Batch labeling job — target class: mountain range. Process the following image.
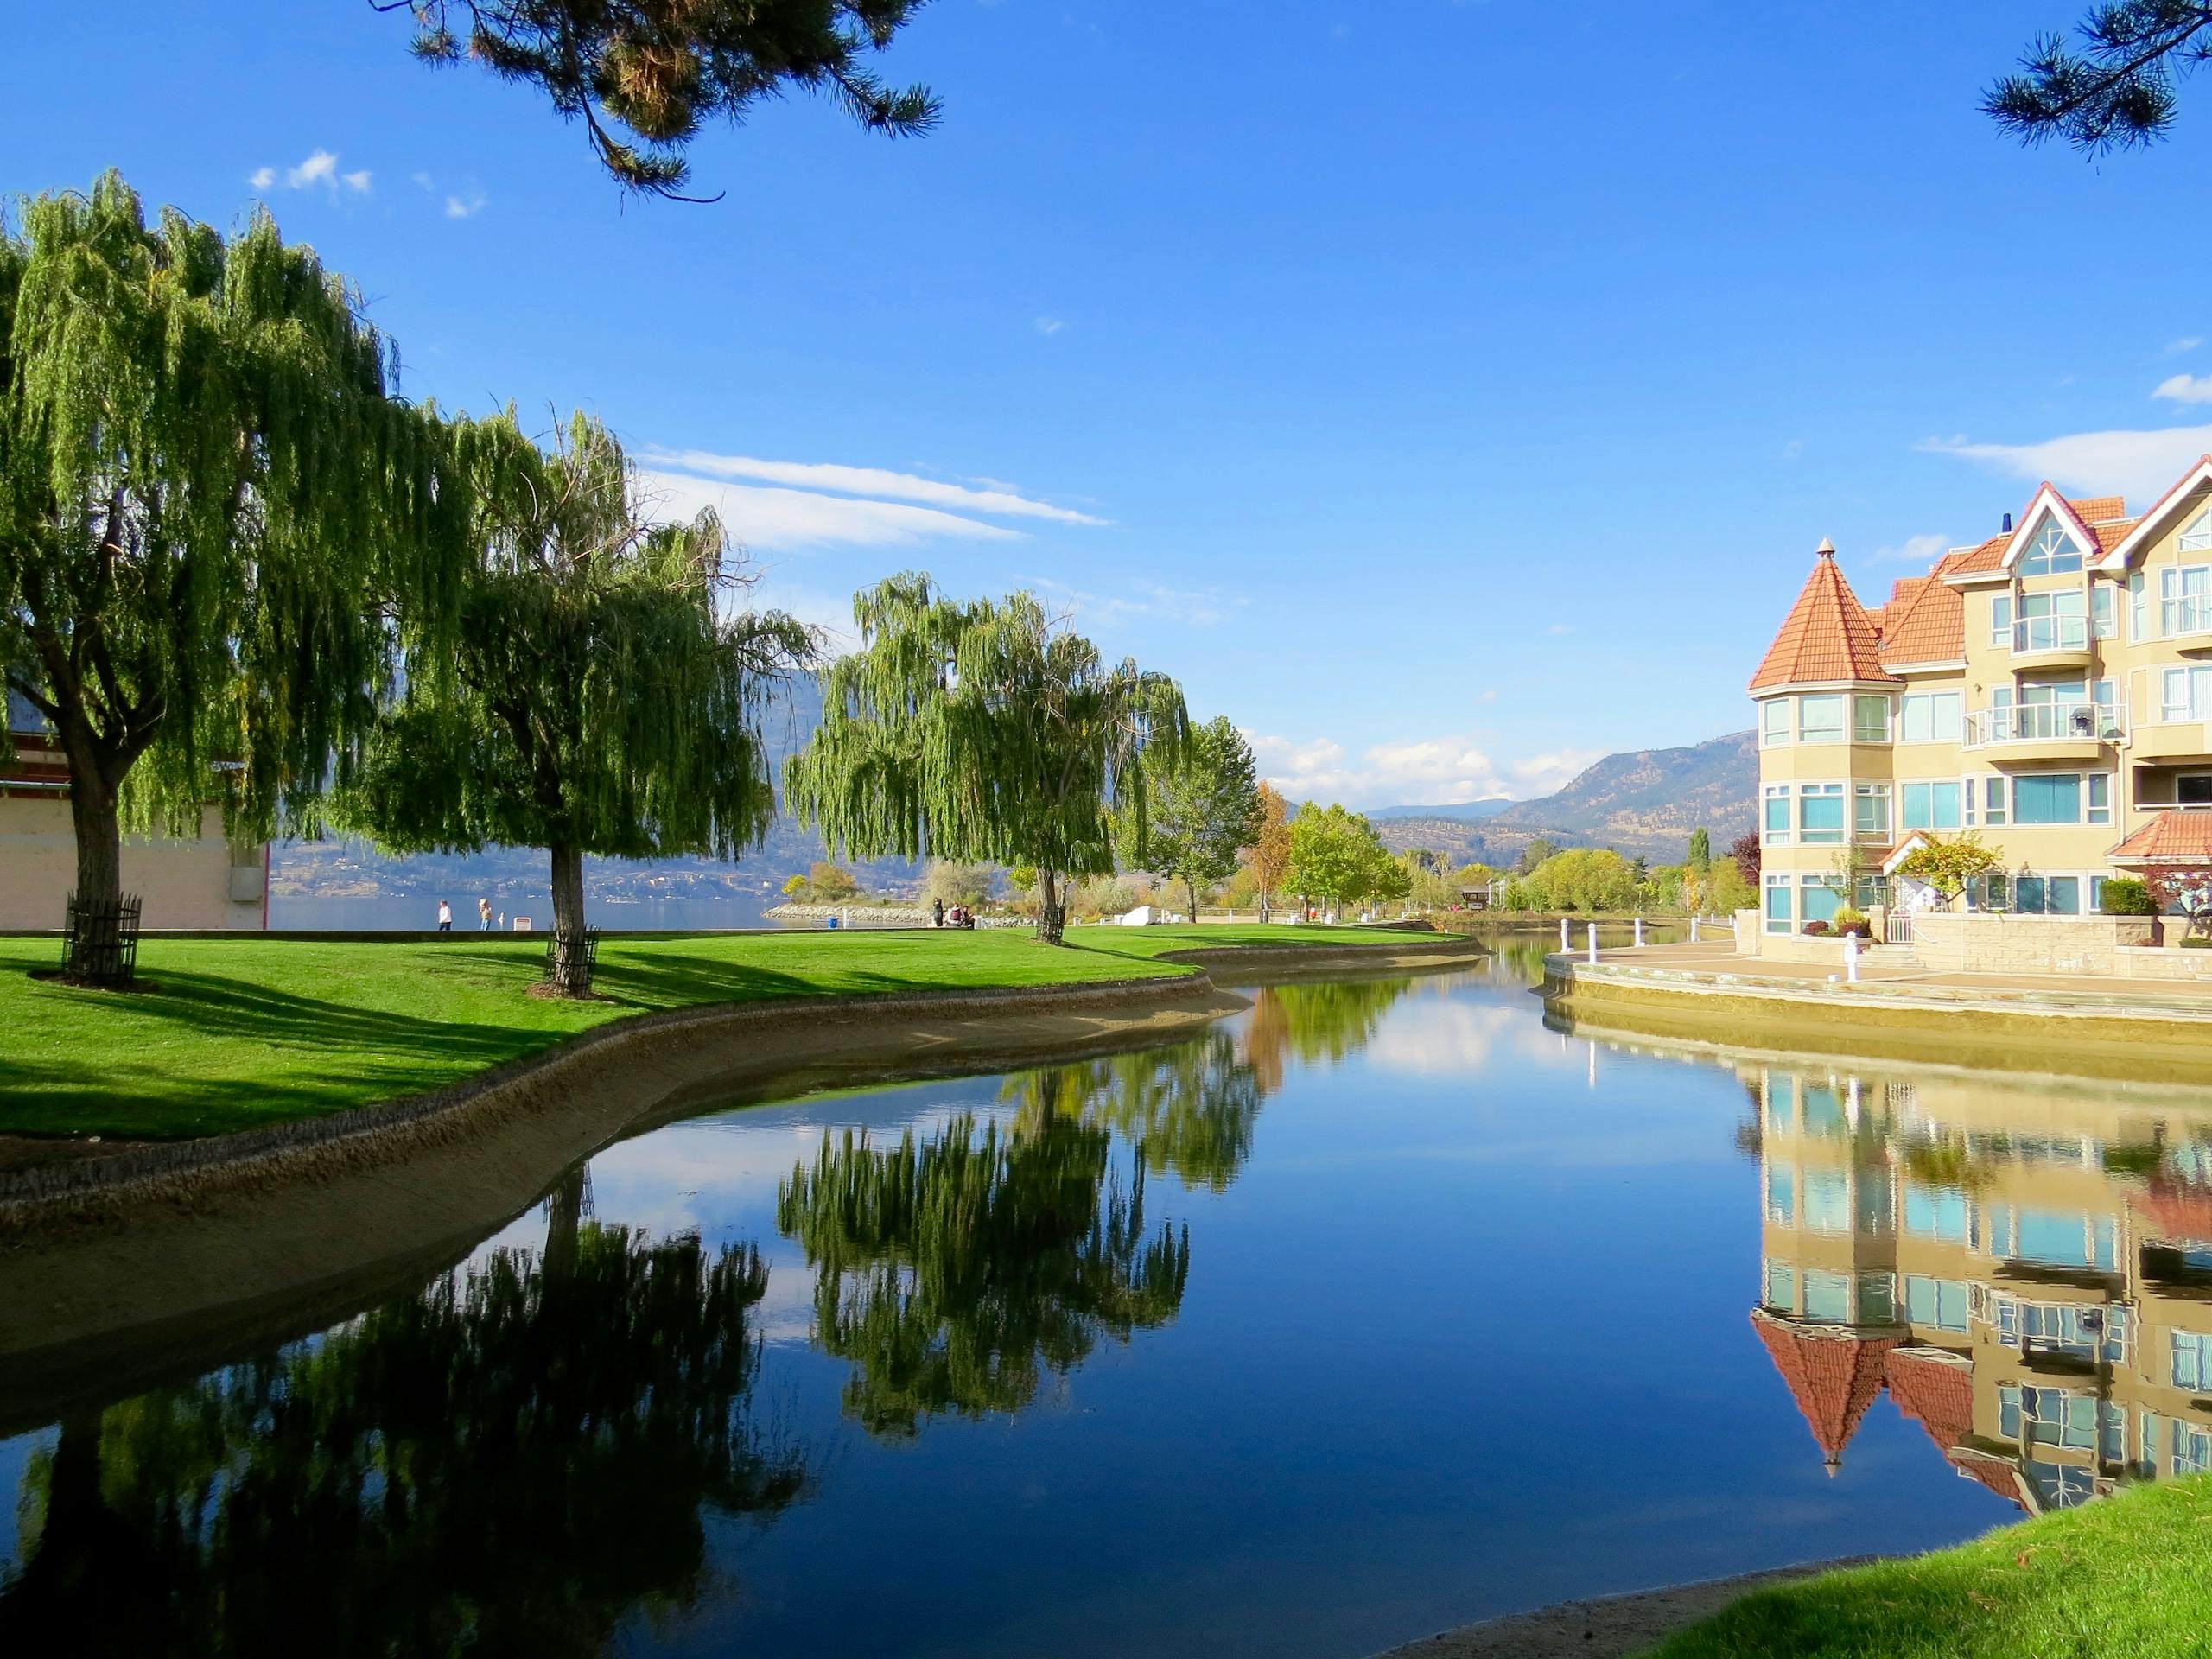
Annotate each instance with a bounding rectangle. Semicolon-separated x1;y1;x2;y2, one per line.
1365;731;1755;868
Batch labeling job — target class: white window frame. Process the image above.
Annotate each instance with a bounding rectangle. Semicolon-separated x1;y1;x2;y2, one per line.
1761;698;1791;747
1797;781;1845;845
1899;691;1961;744
1852;693;1891;744
1797;694;1846;744
2018;521;2085;576
1901;779;1963;831
1853;782;1891;841
1763;783;1792;846
2161;563;2212;639
2181;505;2212;554
1990;593;2012;648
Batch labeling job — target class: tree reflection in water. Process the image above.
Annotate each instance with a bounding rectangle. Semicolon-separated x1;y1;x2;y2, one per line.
0;1173;805;1656
779;974;1423;1435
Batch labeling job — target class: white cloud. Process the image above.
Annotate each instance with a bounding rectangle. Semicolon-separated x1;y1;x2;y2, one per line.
1917;424;2212;504
2155;373;2212;405
410;170;434;190
444;192;486;219
1033;316;1065;335
249;149;366;195
641;449;1106;526
637;467;1021;553
2169;336;2204;354
1244;728;1599;808
1026;575;1239;626
1872;531;1950;564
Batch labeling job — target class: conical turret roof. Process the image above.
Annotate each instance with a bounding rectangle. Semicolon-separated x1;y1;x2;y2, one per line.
1750;1310;1901;1473
1749;543;1897;691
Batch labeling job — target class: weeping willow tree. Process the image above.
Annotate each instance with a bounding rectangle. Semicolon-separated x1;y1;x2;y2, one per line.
0;1217;806;1651
785;574;1186;944
1002;1030;1266;1194
341;412;814;992
0;172;463;976
776;1111;1189;1434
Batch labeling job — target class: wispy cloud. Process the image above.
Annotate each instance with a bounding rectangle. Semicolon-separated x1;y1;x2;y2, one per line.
1033;315;1065;335
1245;728;1599;809
1872;531;1951;564
2155;373;2212;405
1917;424;2212;503
642;449;1107;526
444;191;486;219
2168;336;2204;355
638;468;1021;553
249;149;371;194
1026;575;1241;627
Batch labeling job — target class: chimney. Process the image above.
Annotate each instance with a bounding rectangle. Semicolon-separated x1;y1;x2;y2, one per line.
2002;512;2013;533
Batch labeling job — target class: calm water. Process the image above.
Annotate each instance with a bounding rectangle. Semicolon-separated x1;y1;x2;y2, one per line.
8;935;2212;1656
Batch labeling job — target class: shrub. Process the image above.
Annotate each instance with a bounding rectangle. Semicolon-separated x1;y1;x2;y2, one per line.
2183;937;2212;950
1802;919;1833;936
1834;906;1866;926
2101;877;2157;916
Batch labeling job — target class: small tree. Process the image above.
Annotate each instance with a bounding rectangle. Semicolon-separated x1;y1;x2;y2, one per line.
1893;833;2002;911
2145;862;2212;938
1285;803;1380;922
808;861;861;902
1687;826;1712;870
924;860;991;912
785;575;1185;945
1245;782;1292;923
1122;715;1260;925
344;414;813;993
1516;836;1559;875
1729;832;1763;887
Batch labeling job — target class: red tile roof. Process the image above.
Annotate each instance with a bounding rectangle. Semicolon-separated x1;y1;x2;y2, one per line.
1943;532;2011;577
2067;495;2128;525
1948;1448;2032;1512
2133;1185;2212;1245
1878;569;1966;667
2109;811;2212;865
1749;547;1898;691
1884;1348;1974;1453
1750;1310;1902;1471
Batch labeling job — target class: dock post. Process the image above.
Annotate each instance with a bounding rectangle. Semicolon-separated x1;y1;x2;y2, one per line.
1586;922;1598;965
1690;916;1700;943
1845;931;1860;983
1560;916;1571;952
1634;915;1645;948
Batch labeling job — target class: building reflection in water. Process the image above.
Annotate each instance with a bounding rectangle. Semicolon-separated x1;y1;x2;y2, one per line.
1746;1061;2212;1513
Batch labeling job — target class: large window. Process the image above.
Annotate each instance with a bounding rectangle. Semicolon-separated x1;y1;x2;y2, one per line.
2018;521;2084;575
1986;1204;2118;1270
1798;783;1844;844
1802;1268;1851;1322
2014;589;2087;652
1797;695;1845;743
1899;691;1961;743
1999;1300;2127;1363
2011;875;2084;916
1764;873;1792;935
2163;665;2212;722
1904;1184;1969;1243
1800;875;1841;924
1764;784;1791;844
1762;699;1791;746
1853;694;1891;743
2163;565;2212;638
1853;783;1891;840
1902;780;1962;830
2003;772;2112;827
2175;1331;2212;1392
1904;1274;1968;1332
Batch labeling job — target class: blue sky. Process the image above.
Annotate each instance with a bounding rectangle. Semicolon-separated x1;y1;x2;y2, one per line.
12;2;2212;805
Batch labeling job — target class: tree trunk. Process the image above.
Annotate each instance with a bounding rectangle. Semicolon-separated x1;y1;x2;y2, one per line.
1036;867;1065;945
1186;875;1199;927
547;840;592;995
543;1165;586;1284
64;770;134;984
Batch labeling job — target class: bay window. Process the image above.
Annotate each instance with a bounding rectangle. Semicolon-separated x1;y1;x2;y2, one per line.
2163;664;2212;722
1853;694;1891;743
1761;698;1791;746
1797;694;1845;743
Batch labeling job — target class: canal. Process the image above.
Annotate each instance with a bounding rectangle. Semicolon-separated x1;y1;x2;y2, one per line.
5;933;2209;1656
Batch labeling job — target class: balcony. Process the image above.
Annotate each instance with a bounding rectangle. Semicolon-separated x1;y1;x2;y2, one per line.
2133;716;2212;762
1961;702;2122;762
2161;594;2212;650
2010;613;2094;669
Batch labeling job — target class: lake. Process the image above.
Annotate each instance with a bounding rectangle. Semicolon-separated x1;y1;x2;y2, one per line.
6;933;2210;1656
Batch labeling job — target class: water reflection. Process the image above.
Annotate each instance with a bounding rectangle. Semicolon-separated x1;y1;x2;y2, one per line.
0;1175;804;1655
1738;1058;2212;1511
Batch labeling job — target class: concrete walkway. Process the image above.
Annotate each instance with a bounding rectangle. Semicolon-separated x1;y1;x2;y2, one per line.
1554;938;2212;1021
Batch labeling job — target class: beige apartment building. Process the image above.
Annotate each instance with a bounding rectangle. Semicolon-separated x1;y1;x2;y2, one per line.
1750;462;2212;941
1;690;267;931
1751;1060;2212;1511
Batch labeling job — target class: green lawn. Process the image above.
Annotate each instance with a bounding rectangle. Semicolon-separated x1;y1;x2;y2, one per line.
0;924;1437;1141
1649;1474;2212;1658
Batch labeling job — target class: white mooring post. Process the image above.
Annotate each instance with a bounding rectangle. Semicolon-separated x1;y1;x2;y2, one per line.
1633;915;1645;948
1690;915;1700;943
1845;931;1861;984
1560;916;1571;952
1586;922;1599;965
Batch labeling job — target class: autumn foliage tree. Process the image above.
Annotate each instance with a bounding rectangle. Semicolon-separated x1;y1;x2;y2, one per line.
2145;861;2212;938
1244;782;1292;922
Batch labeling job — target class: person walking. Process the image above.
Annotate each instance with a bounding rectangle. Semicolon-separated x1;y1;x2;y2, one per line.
478;897;493;931
436;899;453;932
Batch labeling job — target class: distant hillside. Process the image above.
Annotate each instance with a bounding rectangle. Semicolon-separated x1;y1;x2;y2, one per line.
1371;731;1753;867
1365;798;1516;823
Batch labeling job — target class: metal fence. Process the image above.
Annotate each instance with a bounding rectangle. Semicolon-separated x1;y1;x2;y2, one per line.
545;926;601;993
63;891;143;986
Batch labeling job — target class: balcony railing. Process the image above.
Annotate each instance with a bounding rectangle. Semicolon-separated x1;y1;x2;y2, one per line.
2162;594;2212;640
2012;613;2089;654
1961;702;2123;748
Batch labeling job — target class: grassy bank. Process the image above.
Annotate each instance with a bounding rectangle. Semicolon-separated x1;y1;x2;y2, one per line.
0;925;1440;1141
1649;1474;2212;1657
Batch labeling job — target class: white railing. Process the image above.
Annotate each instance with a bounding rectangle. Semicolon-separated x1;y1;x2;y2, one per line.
2012;613;2088;654
1961;702;2121;747
2162;594;2212;639
1885;910;1915;945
